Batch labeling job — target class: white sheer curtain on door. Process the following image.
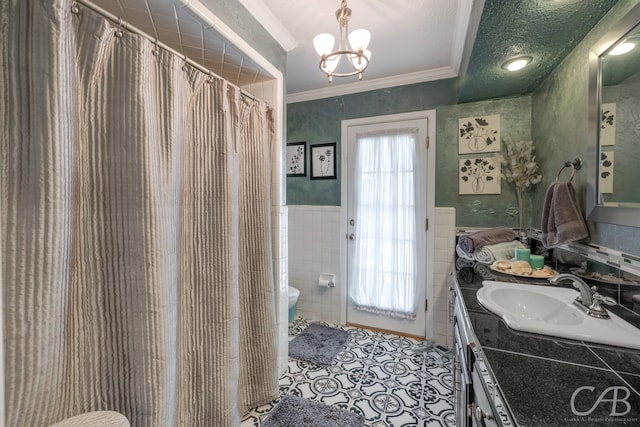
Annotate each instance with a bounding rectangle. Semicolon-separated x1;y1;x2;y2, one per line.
348;128;420;319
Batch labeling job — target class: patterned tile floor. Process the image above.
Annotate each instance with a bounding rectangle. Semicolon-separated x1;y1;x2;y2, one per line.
241;318;455;427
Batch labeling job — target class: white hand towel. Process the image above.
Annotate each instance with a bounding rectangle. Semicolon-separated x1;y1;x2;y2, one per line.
456;244;474;261
473;240;525;264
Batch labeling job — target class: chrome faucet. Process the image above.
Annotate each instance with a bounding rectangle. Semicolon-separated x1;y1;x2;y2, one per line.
549;273;615;319
550;273;593;305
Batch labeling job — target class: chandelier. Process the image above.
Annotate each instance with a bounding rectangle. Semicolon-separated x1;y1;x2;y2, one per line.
313;0;371;82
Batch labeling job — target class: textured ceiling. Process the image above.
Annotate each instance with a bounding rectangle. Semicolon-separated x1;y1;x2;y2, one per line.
88;0;271;87
82;0;475;102
459;0;620;103
84;0;621;104
257;0;469;100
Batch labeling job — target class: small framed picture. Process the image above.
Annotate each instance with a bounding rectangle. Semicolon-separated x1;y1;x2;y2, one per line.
286;142;306;177
458;156;501;195
600;151;614;194
601;103;616;146
310;143;337;180
458;114;500;154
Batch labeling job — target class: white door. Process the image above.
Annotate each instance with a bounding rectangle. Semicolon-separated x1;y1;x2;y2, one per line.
343;112;432;337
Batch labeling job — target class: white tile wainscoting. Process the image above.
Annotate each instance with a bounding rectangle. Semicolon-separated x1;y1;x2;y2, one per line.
287;205;457;347
432;208;456;348
288;205;343;324
273;205;289;374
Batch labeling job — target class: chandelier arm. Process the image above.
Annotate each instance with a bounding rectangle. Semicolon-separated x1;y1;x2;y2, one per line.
322;50;369;61
315;0;370;81
319;49;370;78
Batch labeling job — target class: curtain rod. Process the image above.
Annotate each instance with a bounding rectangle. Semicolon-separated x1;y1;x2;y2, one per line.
74;0;264;105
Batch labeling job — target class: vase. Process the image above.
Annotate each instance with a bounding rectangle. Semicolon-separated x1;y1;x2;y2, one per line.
472;176;485;193
516;187;528;246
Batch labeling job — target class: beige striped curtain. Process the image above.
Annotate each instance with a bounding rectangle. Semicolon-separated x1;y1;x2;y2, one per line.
1;0;278;426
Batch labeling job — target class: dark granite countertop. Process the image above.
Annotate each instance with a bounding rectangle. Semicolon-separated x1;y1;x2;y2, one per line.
456;262;640;426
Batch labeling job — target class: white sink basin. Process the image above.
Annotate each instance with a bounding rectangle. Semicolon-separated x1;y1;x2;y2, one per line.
477;281;640;350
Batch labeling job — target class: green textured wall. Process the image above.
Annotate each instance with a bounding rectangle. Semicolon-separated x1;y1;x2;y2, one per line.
200;0;286;72
286;0;640;255
531;0;640;255
436;97;532;228
288;84;533;229
286;79;459;205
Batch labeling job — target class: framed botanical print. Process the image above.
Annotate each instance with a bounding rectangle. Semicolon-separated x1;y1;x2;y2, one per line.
458;115;500;154
601;103;616;146
286;142;306;177
459;156;501;195
310;143;337;180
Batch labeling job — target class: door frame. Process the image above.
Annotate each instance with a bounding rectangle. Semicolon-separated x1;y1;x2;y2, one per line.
339;110;437;339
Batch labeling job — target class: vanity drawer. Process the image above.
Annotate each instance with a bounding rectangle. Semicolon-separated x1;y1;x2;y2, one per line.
471;368;498;427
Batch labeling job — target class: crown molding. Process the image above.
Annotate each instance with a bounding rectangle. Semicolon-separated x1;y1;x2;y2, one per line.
287;67;458;104
238;0;298;51
451;0;476;75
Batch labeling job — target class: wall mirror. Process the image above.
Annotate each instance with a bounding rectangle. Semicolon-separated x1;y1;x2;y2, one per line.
587;2;640;227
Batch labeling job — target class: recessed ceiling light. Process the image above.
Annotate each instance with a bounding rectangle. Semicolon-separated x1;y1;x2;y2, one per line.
609;41;635;56
501;56;532;72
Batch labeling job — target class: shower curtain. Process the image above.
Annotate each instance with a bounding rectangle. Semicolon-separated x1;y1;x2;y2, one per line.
1;0;278;426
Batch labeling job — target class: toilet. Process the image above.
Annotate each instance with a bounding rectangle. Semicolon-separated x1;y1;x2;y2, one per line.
288;286;300;322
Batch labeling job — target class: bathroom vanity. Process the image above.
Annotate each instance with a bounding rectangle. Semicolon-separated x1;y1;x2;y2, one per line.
452;258;640;426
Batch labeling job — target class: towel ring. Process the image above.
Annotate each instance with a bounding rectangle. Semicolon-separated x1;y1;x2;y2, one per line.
555;163;575;183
